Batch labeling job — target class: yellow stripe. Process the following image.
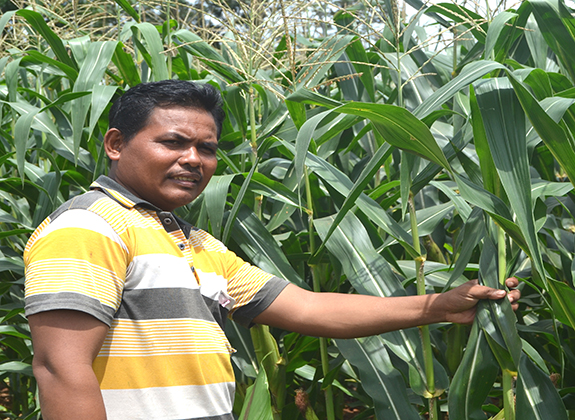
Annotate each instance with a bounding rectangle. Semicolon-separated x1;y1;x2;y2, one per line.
98;319;232;357
27;228;128;271
94;353;234;389
228;263;273;307
25;259;124;308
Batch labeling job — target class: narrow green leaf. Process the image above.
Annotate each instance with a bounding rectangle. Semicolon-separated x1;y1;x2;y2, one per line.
547;277;575;329
336;337;420;420
285;88;343;109
112;42;142;87
475;78;545;277
133;23;169;81
230;206;306;289
14;108;39;182
510;73;575;189
22;50;78;81
485;12;517;60
310;143;392;263
114;0;140;22
173;29;244;83
281;140;417;257
315;214;436;392
336;102;451;169
530;0;575;83
449;322;498;420
516;352;569;420
17;9;76;69
72;41;118;159
414;61;506;119
0;361;33;376
238;361;273;420
296;35;355;88
203;174;235;241
89;85;117;138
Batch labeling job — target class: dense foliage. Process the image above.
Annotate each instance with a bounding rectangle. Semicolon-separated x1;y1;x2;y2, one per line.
1;0;575;418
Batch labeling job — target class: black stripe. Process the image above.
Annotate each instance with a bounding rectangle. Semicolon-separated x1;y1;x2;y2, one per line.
115;288;228;326
25;292;117;326
231;276;289;328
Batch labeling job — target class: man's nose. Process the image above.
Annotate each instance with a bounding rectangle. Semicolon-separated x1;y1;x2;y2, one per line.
179;146;201;166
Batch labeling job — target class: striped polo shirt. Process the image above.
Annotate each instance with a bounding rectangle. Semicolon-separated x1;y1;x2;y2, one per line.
24;175;288;420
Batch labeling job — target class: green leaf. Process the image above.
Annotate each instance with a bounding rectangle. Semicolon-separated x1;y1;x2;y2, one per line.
114;0;140;22
72;41;118;158
310;143;393;263
22;50;79;81
315;213;440;393
485;12;517;60
0;361;33;376
509;73;575;190
516;352;569;419
449;322;499;420
285;88;342;109
475;78;545;277
112;42;142;87
173;29;244;83
414;61;506;119
476;236;522;372
230;206;306;289
17;9;77;70
336;337;420;420
529;0;575;83
132;23;169;81
238;361;273;420
88;85;118;138
336;102;451;169
547;277;575;329
203;174;235;240
14;108;39;182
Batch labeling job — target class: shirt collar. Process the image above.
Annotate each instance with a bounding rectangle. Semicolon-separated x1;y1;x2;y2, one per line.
90;175;157;210
89;175;194;237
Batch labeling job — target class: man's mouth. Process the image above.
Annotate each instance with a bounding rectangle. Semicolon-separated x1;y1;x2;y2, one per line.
171;172;202;184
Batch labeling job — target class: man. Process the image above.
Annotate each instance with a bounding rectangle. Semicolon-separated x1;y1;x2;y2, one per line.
25;80;520;420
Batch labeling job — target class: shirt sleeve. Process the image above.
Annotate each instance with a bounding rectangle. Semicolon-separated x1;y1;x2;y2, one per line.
24;209;128;326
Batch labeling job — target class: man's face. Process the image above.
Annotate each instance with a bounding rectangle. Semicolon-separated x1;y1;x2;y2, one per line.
106;107;219;211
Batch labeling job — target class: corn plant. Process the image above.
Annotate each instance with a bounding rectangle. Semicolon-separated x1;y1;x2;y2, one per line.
1;0;575;419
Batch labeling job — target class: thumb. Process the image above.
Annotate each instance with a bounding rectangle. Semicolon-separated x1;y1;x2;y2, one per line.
470;284;506;301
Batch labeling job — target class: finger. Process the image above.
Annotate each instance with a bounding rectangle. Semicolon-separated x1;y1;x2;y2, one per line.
508;289;520;304
468;283;506;300
505;277;519;289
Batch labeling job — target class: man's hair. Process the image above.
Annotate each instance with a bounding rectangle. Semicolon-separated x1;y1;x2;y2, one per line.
108;80;225;141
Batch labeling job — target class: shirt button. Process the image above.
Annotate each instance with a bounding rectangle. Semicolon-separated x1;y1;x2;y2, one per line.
164;217;173;225
178;243;185;250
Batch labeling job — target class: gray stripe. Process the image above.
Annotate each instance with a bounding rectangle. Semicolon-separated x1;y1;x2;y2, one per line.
115;288;223;324
232;276;290;328
49;190;107;221
25;293;116;326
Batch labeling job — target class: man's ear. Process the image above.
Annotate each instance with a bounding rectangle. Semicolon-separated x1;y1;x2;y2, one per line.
104;128;124;161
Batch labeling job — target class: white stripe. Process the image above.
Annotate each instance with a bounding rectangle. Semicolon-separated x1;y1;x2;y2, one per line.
37;209;128;253
197;269;236;310
101;382;235;420
125;254;199;290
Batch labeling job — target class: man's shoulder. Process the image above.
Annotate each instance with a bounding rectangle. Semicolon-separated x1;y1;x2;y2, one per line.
49;190;110;221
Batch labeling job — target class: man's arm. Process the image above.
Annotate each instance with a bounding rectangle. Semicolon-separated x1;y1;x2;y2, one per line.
253;278;520;339
29;310;109;420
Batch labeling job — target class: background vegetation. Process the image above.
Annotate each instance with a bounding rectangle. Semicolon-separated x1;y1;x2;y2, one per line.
1;0;575;418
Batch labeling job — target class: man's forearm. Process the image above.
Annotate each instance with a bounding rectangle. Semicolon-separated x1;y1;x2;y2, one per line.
34;362;107;420
254;281;517;339
258;290;445;338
